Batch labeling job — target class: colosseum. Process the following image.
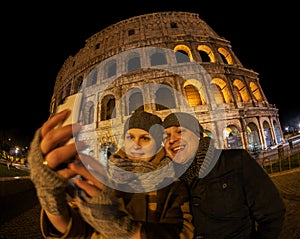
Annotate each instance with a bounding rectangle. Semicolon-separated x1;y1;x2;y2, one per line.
49;11;284;162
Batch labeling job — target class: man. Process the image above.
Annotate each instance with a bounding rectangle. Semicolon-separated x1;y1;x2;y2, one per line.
162;112;285;239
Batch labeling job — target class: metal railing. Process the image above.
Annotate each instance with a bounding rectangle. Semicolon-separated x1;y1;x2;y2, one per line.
255;139;300;174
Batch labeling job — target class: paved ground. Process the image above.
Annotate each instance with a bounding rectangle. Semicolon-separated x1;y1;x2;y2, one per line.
0;186;43;239
270;168;300;239
0;168;300;239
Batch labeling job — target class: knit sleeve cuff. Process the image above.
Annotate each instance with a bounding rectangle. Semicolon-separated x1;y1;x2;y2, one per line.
40;205;93;238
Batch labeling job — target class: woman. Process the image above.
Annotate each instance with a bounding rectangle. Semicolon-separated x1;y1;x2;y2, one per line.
28;109;194;239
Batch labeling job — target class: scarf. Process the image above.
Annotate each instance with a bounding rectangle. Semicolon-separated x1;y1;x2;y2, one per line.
176;136;218;185
107;148;176;193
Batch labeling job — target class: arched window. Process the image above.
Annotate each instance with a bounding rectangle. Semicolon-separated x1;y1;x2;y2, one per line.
184;84;202;106
128;91;144;114
218;48;234;64
249;82;263;102
101;94;116;120
155;86;176;110
223;125;242;149
197;45;215;63
175;50;190;63
88;106;94;124
105;60;117;78
233;79;250;102
74;76;83;92
273;120;282;144
150;52;167;66
83;102;94;125
247;123;262;152
86;68;98;87
127;56;141;72
263;121;272;148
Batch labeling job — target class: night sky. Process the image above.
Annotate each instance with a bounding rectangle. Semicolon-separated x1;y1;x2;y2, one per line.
1;1;298;145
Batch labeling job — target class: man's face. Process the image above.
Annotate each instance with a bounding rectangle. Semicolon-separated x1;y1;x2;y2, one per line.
163;126;199;164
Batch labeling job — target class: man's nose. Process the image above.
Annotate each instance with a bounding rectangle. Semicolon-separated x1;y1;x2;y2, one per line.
169;133;180;143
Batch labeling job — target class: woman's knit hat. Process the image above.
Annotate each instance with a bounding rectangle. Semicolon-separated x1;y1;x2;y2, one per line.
162;112;204;138
124;111;163;150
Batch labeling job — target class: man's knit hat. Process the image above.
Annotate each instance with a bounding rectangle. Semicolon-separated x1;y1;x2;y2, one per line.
124;111;163;150
162;112;204;138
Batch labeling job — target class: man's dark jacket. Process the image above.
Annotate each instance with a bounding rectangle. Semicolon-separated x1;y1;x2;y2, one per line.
189;148;285;239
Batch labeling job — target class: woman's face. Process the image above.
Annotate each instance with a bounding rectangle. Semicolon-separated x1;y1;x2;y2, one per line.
124;128;157;162
163;126;199;164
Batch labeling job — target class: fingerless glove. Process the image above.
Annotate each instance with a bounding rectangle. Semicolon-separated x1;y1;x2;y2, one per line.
77;187;139;239
28;129;69;215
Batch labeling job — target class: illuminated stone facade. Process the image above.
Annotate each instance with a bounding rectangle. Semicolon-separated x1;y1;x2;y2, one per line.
50;11;284;159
